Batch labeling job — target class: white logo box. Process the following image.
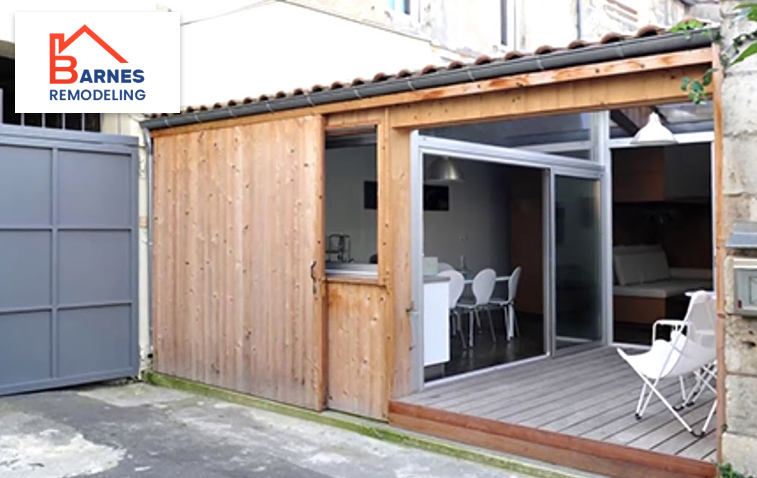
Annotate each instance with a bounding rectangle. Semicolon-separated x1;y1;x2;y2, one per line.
15;12;180;114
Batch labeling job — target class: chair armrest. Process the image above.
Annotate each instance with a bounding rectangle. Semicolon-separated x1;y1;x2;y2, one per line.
652;319;689;342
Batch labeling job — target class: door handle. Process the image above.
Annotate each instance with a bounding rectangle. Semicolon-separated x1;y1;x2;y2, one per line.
311;260;317;295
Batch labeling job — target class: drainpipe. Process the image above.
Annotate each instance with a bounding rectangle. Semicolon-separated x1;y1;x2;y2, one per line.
141;125;155;367
576;0;583;39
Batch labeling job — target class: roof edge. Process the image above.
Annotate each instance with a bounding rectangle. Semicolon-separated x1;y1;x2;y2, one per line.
143;28;717;131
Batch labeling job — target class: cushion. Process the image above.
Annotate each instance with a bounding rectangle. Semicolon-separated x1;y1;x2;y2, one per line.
613;244;670;285
614;253;640;286
637;249;670;283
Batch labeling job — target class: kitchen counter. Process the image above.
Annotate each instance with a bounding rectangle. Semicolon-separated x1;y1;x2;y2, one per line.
424;275;451;284
423;276;450;366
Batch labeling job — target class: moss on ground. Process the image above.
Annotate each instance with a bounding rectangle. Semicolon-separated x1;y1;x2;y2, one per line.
143;371;585;478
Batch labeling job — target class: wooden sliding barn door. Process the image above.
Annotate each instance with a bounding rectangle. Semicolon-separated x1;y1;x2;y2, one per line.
153;115;327;410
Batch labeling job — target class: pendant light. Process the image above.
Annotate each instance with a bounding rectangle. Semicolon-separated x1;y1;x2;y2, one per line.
630;112;678;146
425;156;464;184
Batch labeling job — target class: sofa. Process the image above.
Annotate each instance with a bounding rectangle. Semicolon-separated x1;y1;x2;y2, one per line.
613;245;712;325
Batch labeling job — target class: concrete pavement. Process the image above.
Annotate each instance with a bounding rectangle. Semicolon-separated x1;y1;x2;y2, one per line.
0;382;528;478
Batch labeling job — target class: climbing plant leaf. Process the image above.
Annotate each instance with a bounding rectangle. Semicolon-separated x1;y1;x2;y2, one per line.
675;3;757;103
732;42;757;65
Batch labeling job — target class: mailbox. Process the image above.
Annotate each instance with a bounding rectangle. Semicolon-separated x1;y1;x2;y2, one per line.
734;258;757;317
727;222;757;317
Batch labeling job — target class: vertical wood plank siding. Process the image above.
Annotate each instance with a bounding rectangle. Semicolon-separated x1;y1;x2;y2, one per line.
152;116;326;410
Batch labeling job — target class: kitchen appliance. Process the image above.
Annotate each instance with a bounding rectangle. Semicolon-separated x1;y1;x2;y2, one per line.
326;234;352;263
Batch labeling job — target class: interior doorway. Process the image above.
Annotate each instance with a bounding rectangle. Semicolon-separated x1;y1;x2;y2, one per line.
411;133;605;386
610;139;714;345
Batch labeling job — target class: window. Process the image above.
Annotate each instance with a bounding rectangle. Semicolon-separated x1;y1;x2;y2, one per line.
501;0;516;47
388;0;411;15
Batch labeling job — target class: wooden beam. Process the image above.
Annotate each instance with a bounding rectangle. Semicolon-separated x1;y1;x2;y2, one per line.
326;109;385;130
711;42;725;463
389;401;716;478
611;106;655;135
151;48;712;138
382;125;413;400
388;65;712;129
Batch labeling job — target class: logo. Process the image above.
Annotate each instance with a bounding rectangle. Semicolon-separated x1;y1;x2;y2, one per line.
50;25;128;84
15;12;180;114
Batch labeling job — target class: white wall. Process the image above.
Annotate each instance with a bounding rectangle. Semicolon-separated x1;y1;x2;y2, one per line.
325;146;378;264
177;2;466;107
423;159;511;278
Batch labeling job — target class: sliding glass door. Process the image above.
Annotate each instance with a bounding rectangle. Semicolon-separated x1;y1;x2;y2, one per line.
553;176;603;351
410;132;609;389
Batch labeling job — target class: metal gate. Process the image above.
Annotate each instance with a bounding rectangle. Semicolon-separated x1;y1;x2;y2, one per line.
0;125;139;395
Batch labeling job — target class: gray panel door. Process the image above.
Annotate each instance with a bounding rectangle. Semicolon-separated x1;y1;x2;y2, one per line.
0;125;139;395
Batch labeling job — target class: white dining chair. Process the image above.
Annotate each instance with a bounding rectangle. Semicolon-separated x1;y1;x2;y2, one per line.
458;268;497;347
490;266;521;340
438;262;455;273
438;270;466;349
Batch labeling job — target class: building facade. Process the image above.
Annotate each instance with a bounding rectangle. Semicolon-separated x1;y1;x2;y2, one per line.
720;0;757;474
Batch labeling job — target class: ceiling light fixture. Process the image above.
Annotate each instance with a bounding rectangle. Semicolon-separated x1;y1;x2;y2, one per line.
630;112;678;146
425;156;464;184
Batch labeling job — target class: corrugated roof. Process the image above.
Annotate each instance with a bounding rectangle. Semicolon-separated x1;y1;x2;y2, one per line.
146;22;715;125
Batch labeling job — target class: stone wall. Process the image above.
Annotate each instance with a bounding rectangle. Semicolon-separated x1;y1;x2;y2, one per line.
721;0;757;474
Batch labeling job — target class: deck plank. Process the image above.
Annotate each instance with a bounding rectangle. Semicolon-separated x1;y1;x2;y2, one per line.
604;394;712;447
480;362;631;420
629;400;713;451
446;351;627;415
417;348;616;409
400;346;715;462
557;381;680;436
677;430;718;461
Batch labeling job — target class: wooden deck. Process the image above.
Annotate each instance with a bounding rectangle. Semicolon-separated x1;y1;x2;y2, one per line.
391;347;716;478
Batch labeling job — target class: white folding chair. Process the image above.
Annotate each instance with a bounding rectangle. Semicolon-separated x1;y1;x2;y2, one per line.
458;268;497;347
618;290;717;437
490;266;521;340
438;270;466;349
438;262;455;273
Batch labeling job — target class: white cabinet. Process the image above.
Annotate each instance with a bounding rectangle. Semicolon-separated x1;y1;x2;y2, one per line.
423;278;450;366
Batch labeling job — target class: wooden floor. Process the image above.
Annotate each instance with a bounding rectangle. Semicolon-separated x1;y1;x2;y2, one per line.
399;346;716;461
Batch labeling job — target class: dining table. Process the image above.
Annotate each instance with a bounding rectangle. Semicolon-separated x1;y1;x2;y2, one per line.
462;275;510;285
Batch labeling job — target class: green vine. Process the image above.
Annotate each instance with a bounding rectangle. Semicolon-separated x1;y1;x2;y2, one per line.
718;463;755;478
675;4;757;104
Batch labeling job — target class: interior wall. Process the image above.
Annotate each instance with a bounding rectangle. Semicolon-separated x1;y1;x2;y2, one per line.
612;143;712;270
613;203;712;269
422;160;511;278
325;145;378;264
509;167;543;315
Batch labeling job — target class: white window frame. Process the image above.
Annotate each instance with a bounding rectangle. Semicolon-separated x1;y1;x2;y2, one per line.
501;0;516;48
387;0;420;20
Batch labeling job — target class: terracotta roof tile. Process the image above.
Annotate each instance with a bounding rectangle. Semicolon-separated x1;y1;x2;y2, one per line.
149;23;714;120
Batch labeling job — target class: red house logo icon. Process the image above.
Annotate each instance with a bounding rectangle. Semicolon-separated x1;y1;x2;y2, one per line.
50;25;128;84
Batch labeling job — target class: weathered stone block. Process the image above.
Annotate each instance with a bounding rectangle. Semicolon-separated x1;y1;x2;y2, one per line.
721;194;757;237
722;73;757;136
723;135;757;195
724;256;736;314
726;374;757;437
722;432;757;475
726;315;757;375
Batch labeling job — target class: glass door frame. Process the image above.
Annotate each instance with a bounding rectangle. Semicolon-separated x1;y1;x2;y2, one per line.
550;171;604;357
409;130;607;391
